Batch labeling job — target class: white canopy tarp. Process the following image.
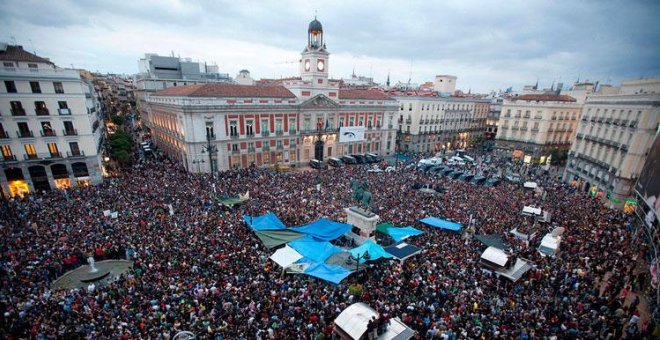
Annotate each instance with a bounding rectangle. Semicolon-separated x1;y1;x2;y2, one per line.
481;246;509;267
539;234;561;256
270;245;303;268
334;303;379;340
524;181;538;189
522;206;542;216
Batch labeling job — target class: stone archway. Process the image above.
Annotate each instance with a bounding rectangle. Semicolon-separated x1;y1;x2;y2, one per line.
28;165;50;191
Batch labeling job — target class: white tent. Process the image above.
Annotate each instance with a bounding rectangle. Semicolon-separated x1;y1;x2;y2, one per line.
334;303;379;340
480;246;508;267
269;245;303;269
523;181;538;189
522;206;542;216
538;234;561;257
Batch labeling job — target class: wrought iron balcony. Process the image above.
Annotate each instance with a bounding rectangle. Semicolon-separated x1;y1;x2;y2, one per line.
261;131;270;137
40;130;57;137
63;129;78;136
35;108;50;116
17;130;34;138
67;151;86;158
2;154;17;162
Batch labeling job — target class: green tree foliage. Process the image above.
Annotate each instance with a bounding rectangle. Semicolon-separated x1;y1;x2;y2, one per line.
111;115;125;126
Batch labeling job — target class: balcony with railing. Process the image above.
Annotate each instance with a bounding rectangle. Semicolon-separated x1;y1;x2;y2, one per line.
275;130;284;136
261;130;270;137
405;119;412;124
246;131;255;137
629;120;638;128
229;133;239;139
58;108;71;115
67;150;85;158
511;126;520;131
35;108;50;116
0;130;9;139
24;153;39;160
40;130;57;137
288;129;296;135
247;146;256;153
231;149;240;155
17;130;34;138
262;145;270;151
49;152;62;159
531;127;539;132
11;108;26;116
620;144;628;152
2;154;17;162
534;115;543;120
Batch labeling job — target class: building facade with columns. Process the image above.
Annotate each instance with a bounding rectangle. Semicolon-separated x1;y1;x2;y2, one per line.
496;94;582;163
563;77;660;208
144;18;397;172
0;44;104;198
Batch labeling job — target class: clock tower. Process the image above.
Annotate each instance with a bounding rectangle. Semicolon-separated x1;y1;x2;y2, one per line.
300;17;329;85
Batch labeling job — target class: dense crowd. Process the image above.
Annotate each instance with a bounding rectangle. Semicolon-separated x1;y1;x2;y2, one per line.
1;145;658;339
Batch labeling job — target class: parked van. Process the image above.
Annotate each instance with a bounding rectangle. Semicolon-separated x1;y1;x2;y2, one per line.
341;155;357;164
309;159;328;169
463;155;475;163
327;157;344;167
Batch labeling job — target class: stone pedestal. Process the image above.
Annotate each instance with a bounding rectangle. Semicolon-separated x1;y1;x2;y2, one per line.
345;206;379;239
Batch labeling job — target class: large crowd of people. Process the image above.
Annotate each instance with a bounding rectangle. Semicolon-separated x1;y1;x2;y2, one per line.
1;139;658;338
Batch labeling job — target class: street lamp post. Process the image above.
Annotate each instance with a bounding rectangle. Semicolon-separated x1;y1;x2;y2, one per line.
192;159;205;173
347;250;371;281
201;130;217;178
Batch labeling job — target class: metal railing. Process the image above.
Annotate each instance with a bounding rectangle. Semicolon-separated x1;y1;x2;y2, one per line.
40;130;57;137
17;130;34;138
58;108;71;115
66;151;85;157
275;130;283;136
261;131;270;137
35;109;50;116
2;155;17;161
11;108;26;116
230;134;239;139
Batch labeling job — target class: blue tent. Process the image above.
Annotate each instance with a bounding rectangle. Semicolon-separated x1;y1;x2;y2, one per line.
243;212;287;231
304;263;352;284
290;218;351;241
420;217;463;232
349;240;394;263
387;226;424;242
289;237;345;263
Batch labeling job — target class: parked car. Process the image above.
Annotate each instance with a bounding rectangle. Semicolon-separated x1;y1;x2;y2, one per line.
341;155;357;164
471;176;487;185
309;159;327;169
484;178;501;187
505;173;522;183
429;165;446;175
441;168;455;176
351;154;367;164
366;153;383;162
364;154;377;163
459;173;475;182
450;171;464;179
327;157;344;168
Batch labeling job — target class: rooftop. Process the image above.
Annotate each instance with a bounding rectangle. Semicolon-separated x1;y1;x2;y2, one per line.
152;83;296;98
511;94;577;102
338;89;393;100
0;44;53;64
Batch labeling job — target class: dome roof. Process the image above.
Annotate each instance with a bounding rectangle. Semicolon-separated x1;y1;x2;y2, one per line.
308;18;322;32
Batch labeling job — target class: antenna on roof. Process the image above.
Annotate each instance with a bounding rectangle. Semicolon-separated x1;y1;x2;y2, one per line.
28;39;36;54
408;60;413;85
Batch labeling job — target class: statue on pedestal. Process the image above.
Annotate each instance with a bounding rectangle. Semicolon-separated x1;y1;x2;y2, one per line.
87;256;99;274
350;179;373;213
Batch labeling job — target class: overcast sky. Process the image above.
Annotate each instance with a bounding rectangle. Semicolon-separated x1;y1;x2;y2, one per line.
2;0;659;92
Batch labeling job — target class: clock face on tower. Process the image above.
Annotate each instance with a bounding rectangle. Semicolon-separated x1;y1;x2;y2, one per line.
304;60;310;71
317;60;325;71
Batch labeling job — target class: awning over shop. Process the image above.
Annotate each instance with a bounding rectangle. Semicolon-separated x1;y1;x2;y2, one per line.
254;229;305;249
475;234;506;250
289;237;345;263
348;240;394;263
291;218;351;241
270;245;303;268
419;217;463;232
303;263;352;284
243;212;287;231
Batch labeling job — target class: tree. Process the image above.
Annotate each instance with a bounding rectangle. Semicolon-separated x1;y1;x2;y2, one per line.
111;115;125;126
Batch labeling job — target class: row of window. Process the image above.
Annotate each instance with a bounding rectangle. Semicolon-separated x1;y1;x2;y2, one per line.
224;116;387;137
584;108;643;122
400;102;474;112
504;109;578;120
0;120;77;138
4;80;65;94
1;141;82;160
5;100;71;116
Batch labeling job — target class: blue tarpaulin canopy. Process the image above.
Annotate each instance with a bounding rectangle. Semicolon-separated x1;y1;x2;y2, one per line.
349;240;394;263
303;263;352;284
386;226;424;242
289;237;345;263
384;241;422;261
290;218;351;241
243;212;287;231
420;217;463;232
